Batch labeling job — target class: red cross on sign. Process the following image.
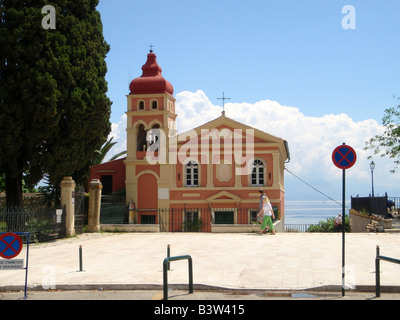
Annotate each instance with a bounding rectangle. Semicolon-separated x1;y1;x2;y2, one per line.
332;144;357;170
0;233;23;259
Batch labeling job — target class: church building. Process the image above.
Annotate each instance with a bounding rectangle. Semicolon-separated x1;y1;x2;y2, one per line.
90;50;290;232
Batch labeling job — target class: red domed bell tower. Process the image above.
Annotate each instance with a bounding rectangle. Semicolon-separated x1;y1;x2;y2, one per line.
125;50;177;210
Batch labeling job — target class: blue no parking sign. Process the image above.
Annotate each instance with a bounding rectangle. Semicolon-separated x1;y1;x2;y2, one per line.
332;144;357;170
0;233;23;259
0;232;30;300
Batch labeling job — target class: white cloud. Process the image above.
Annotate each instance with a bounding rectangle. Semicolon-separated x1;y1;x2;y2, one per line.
175;90;221;133
106;113;127;161
109;90;399;199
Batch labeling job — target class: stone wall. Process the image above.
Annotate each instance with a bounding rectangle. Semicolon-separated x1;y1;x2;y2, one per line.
350;211;388;232
0;193;47;209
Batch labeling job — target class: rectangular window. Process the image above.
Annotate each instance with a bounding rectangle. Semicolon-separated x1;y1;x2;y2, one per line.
185;210;199;222
184;209;202;232
214;211;234;224
141;214;156;224
249;210;258;224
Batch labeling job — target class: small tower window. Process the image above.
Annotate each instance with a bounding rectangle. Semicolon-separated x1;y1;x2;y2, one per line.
138;100;145;110
149;124;161;146
137;124;147;151
151;100;158;110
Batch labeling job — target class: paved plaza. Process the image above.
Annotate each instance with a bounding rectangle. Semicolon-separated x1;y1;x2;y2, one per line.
0;232;399;298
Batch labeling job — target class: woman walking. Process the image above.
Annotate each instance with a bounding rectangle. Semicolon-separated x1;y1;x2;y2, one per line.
257;196;276;235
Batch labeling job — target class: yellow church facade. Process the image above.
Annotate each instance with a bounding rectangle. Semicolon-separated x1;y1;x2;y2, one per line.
121;50;290;232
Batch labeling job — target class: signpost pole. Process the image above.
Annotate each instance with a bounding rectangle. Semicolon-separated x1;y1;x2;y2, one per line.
332;142;356;298
342;168;345;297
23;233;30;300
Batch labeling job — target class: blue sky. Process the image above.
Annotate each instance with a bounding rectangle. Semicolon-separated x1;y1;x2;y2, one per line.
99;0;400;123
97;1;400;201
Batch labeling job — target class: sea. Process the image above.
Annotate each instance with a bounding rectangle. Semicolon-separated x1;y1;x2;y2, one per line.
285;200;351;225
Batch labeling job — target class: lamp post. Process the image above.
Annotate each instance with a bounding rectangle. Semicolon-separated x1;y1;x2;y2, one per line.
370;161;375;197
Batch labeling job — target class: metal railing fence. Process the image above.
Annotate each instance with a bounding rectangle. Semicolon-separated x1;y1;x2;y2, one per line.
100;203;128;224
375;246;400;297
0;207;65;242
100;206;275;233
285;224;313;233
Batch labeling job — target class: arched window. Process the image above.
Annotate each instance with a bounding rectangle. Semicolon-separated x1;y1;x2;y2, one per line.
151;100;158;110
185;161;199;187
148;124;160;146
137;124;147;151
138;100;145;110
251;159;265;186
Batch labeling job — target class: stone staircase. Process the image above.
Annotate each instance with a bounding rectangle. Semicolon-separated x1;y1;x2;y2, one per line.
385;215;400;233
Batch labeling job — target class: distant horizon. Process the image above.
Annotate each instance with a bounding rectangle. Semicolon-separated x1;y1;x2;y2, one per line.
285;199;345;225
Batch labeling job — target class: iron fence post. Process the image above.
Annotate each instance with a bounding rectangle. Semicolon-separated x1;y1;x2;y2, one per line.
171;208;174;232
188;256;193;294
79;245;83;272
167;244;170;270
376;245;380;297
163;259;168;300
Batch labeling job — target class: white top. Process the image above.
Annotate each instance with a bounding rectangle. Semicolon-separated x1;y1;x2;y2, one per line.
262;202;273;217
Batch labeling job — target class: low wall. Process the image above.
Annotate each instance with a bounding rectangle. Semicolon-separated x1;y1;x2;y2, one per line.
101;224;160;233
350;212;390;232
0;193;48;209
101;220;283;233
211;220;282;233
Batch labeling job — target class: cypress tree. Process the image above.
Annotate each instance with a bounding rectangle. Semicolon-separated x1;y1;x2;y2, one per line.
0;0;112;208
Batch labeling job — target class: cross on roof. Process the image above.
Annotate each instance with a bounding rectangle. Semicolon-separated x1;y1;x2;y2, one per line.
149;44;154;53
218;92;231;115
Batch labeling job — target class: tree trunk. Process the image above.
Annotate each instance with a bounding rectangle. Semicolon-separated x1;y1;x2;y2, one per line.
5;173;23;209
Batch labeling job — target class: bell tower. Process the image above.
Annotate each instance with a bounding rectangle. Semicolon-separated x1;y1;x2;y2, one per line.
125;50;177;208
126;50;177;155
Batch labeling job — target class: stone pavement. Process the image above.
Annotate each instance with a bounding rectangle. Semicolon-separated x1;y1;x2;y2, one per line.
2;289;400;300
0;232;399;297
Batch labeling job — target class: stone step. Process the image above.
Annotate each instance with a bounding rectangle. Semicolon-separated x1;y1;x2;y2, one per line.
385;228;400;233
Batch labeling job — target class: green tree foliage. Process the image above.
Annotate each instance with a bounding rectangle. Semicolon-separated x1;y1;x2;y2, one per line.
0;173;38;193
308;216;350;233
0;0;112;208
365;99;400;173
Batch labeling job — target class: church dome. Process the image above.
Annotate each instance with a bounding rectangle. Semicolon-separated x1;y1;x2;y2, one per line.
129;51;174;95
